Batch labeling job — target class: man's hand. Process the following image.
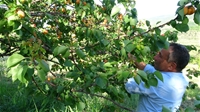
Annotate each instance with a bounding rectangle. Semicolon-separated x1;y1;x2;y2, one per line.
128;53;146;70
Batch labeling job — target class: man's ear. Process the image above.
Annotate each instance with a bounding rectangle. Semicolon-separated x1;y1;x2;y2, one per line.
168;62;177;72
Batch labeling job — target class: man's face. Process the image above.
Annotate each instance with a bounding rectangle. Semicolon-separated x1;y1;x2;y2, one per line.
153;47;173;71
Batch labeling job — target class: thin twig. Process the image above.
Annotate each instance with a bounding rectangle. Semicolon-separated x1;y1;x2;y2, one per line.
131;16;177;38
32;76;46;94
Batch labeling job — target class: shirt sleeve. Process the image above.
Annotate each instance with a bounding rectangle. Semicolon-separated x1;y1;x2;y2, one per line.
125;78;153;95
125;64;155;95
143;64;156;73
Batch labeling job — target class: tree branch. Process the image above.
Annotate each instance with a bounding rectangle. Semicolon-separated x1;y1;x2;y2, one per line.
32;76;46;94
131;16;177;38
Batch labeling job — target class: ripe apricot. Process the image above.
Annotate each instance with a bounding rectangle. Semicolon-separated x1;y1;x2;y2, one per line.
102;19;107;25
184;7;188;15
83;1;87;6
31;24;36;28
57;31;62;39
42;29;48;34
184;6;195;15
118;14;123;21
188;6;195;15
76;0;80;5
17;10;25;18
64;0;71;4
19;0;26;4
47;77;51;81
61;8;66;13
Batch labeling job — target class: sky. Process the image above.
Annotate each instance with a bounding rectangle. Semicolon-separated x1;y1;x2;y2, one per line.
135;0;180;20
94;0;180;22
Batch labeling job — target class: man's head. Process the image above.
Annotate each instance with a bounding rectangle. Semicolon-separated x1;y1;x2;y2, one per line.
153;43;190;72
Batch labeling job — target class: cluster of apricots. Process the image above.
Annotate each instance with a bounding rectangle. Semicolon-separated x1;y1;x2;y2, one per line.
184;5;196;15
64;0;87;5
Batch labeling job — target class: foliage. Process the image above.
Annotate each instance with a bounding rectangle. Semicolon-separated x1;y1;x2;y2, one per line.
0;0;200;111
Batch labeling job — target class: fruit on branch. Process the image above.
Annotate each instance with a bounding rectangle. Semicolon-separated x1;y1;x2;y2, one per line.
42;29;48;34
19;0;26;4
64;0;71;4
61;8;66;13
31;24;36;28
83;1;87;6
187;6;195;15
76;0;80;5
118;14;123;21
102;19;108;25
57;30;62;39
184;6;195;15
17;9;25;18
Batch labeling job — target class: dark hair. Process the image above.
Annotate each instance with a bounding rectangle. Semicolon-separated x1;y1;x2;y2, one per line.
169;43;190;72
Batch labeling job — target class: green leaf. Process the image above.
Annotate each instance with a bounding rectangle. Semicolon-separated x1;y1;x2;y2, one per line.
77;102;85;111
24;67;34;81
121;48;126;58
64;60;73;67
13;21;22;31
57;86;65;94
38;69;46;82
53;46;68;56
146;20;150;26
125;43;135;52
134;75;141;85
141;46;151;55
124;15;130;23
162;106;171;112
194;11;200;25
75;49;85;59
81;11;86;19
196;94;200;100
117;70;129;81
149;78;158;87
104;62;113;68
176;7;184;20
185;107;195;112
164;41;169;49
154;71;163;82
7;15;19;21
137;70;147;80
7;66;18;82
110;6;120;17
123;40;131;46
0;19;6;27
101;39;109;46
95;77;107;89
16;63;28;83
63;51;70;58
38;60;50;72
7;53;25;68
177;0;189;6
175;23;189;32
155;28;161;35
182;16;189;24
156;41;165;49
170;20;176;27
129;18;137;26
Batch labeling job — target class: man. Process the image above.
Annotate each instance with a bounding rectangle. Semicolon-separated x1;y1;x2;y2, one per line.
125;43;190;112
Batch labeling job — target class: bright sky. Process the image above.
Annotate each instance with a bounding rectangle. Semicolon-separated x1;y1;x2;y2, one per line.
135;0;180;20
94;0;180;22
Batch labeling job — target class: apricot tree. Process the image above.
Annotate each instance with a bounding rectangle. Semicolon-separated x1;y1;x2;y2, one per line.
0;0;200;111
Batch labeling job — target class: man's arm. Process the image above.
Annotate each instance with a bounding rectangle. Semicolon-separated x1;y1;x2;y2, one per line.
128;53;146;70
